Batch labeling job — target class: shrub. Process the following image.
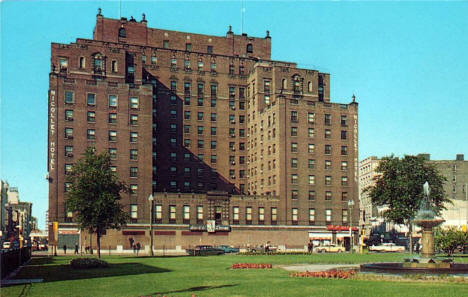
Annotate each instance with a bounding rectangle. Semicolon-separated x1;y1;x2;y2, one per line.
290;269;356;279
70;258;109;269
232;263;272;269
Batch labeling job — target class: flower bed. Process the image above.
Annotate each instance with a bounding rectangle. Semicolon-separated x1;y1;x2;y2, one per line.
290;269;356;279
232;263;273;269
70;258;109;269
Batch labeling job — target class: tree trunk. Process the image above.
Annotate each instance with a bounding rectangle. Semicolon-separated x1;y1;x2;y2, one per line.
90;230;93;254
408;222;413;255
97;228;101;258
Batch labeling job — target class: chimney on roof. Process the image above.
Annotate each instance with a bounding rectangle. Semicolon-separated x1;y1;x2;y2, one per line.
456;154;464;161
141;13;147;24
266;30;271;39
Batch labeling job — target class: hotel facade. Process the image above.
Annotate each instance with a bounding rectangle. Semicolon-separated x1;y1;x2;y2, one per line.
48;11;359;252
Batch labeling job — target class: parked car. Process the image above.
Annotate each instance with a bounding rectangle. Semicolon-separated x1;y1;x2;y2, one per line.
2;242;10;249
216;245;239;253
369;243;406;252
313;244;345;253
186;245;225;256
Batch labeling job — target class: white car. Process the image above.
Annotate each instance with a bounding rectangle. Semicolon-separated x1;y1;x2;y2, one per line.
369;243;405;252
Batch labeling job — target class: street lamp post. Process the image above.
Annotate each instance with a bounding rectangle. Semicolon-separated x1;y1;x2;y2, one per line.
348;199;355;253
148;194;154;256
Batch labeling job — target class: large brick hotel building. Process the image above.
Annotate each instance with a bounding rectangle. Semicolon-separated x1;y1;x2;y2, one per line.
48;11;359;251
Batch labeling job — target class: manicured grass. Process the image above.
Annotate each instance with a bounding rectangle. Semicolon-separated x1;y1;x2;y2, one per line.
2;253;467;297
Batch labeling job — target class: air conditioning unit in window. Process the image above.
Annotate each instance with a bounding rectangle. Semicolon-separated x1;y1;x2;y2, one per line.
231;147;236;151
230;120;236;124
65;117;73;121
230;134;235;138
230;175;236;179
66;153;74;157
66;135;74;139
231;161;236;165
231;106;236;110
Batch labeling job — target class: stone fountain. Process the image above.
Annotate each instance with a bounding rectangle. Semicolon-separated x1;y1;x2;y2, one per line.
361;182;468;274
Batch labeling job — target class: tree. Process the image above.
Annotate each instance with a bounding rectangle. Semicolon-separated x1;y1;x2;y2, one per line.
66;148;128;258
364;155;449;253
434;227;468;256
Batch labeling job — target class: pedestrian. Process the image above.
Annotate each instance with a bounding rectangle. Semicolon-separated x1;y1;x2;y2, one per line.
63;244;67;254
136;242;141;256
307;241;313;253
74;242;79;255
133;243;137;254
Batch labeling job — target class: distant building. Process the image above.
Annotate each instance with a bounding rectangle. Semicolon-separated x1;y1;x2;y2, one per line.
1;180;9;241
359;156;381;235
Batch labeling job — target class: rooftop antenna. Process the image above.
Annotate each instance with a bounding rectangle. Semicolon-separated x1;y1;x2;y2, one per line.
119;0;122;19
241;0;245;34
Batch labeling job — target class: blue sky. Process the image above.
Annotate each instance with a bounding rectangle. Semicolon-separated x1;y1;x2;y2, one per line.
1;0;467;230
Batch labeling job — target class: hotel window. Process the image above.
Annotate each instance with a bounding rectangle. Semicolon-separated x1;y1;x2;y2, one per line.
151;55;157;64
342;209;349;223
341;161;348;171
309;175;315;185
324;114;331;125
64;91;74;104
130;114;138;125
111;60;118;72
119;27;126;38
291;158;298;168
197;97;203;106
197;126;204;135
308;190;316;201
197;140;204;149
211;141;217;149
65;164;73;175
258;207;265;222
308;112;315;124
130;132;138;143
184;111;191;120
65;128;73;139
308;143;315;153
184;82;191;94
110;166;117;173
130;149;138;160
342;192;348;201
170;138;177;147
183;205;190;220
65;146;73;157
233;206;239;222
65;110;73;121
210;155;217;164
291;142;298;153
130;184;138;195
246;207;252;222
197;206;203;221
170;124;177;132
87;129;95;140
291;174;298;184
341;176;348;186
325;209;332;223
341;146;348;155
109;113;117;124
109;148;117;160
292;208;298;223
87;93;96;105
184;139;191;147
325;129;331;139
207;45;213;54
290;111;298;122
170;166;177;173
197;112;204;121
155;205;162;220
341;130;347;140
309;209;315;223
130;205;138;219
291;190;298;200
169;205;176;220
87;111;95;123
325;145;331;155
130;167;138;177
308;159;315;169
325;160;332;170
64;182;72;192
130;97;139;109
108;130;117;141
163;40;169;48
170;80;177;91
271;207;277;223
184;59;190;70
325;191;332;201
170;58;177;68
170;152;177;161
290;127;298;136
210;127;217;136
108;95;118;107
308;128;315;138
198;60;204;70
341;115;347;126
59;57;68;71
325;176;332;185
210;84;217;97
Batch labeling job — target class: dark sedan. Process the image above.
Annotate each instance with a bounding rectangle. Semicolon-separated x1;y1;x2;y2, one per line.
186;245;225;256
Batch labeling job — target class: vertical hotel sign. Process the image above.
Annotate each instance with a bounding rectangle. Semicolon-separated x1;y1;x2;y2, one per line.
48;90;57;172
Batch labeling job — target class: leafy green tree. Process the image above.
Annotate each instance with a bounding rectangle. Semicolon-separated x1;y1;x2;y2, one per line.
365;155;449;253
434;227;468;256
66;148;128;258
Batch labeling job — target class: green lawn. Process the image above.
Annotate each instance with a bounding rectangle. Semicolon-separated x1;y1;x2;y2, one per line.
2;253;468;297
